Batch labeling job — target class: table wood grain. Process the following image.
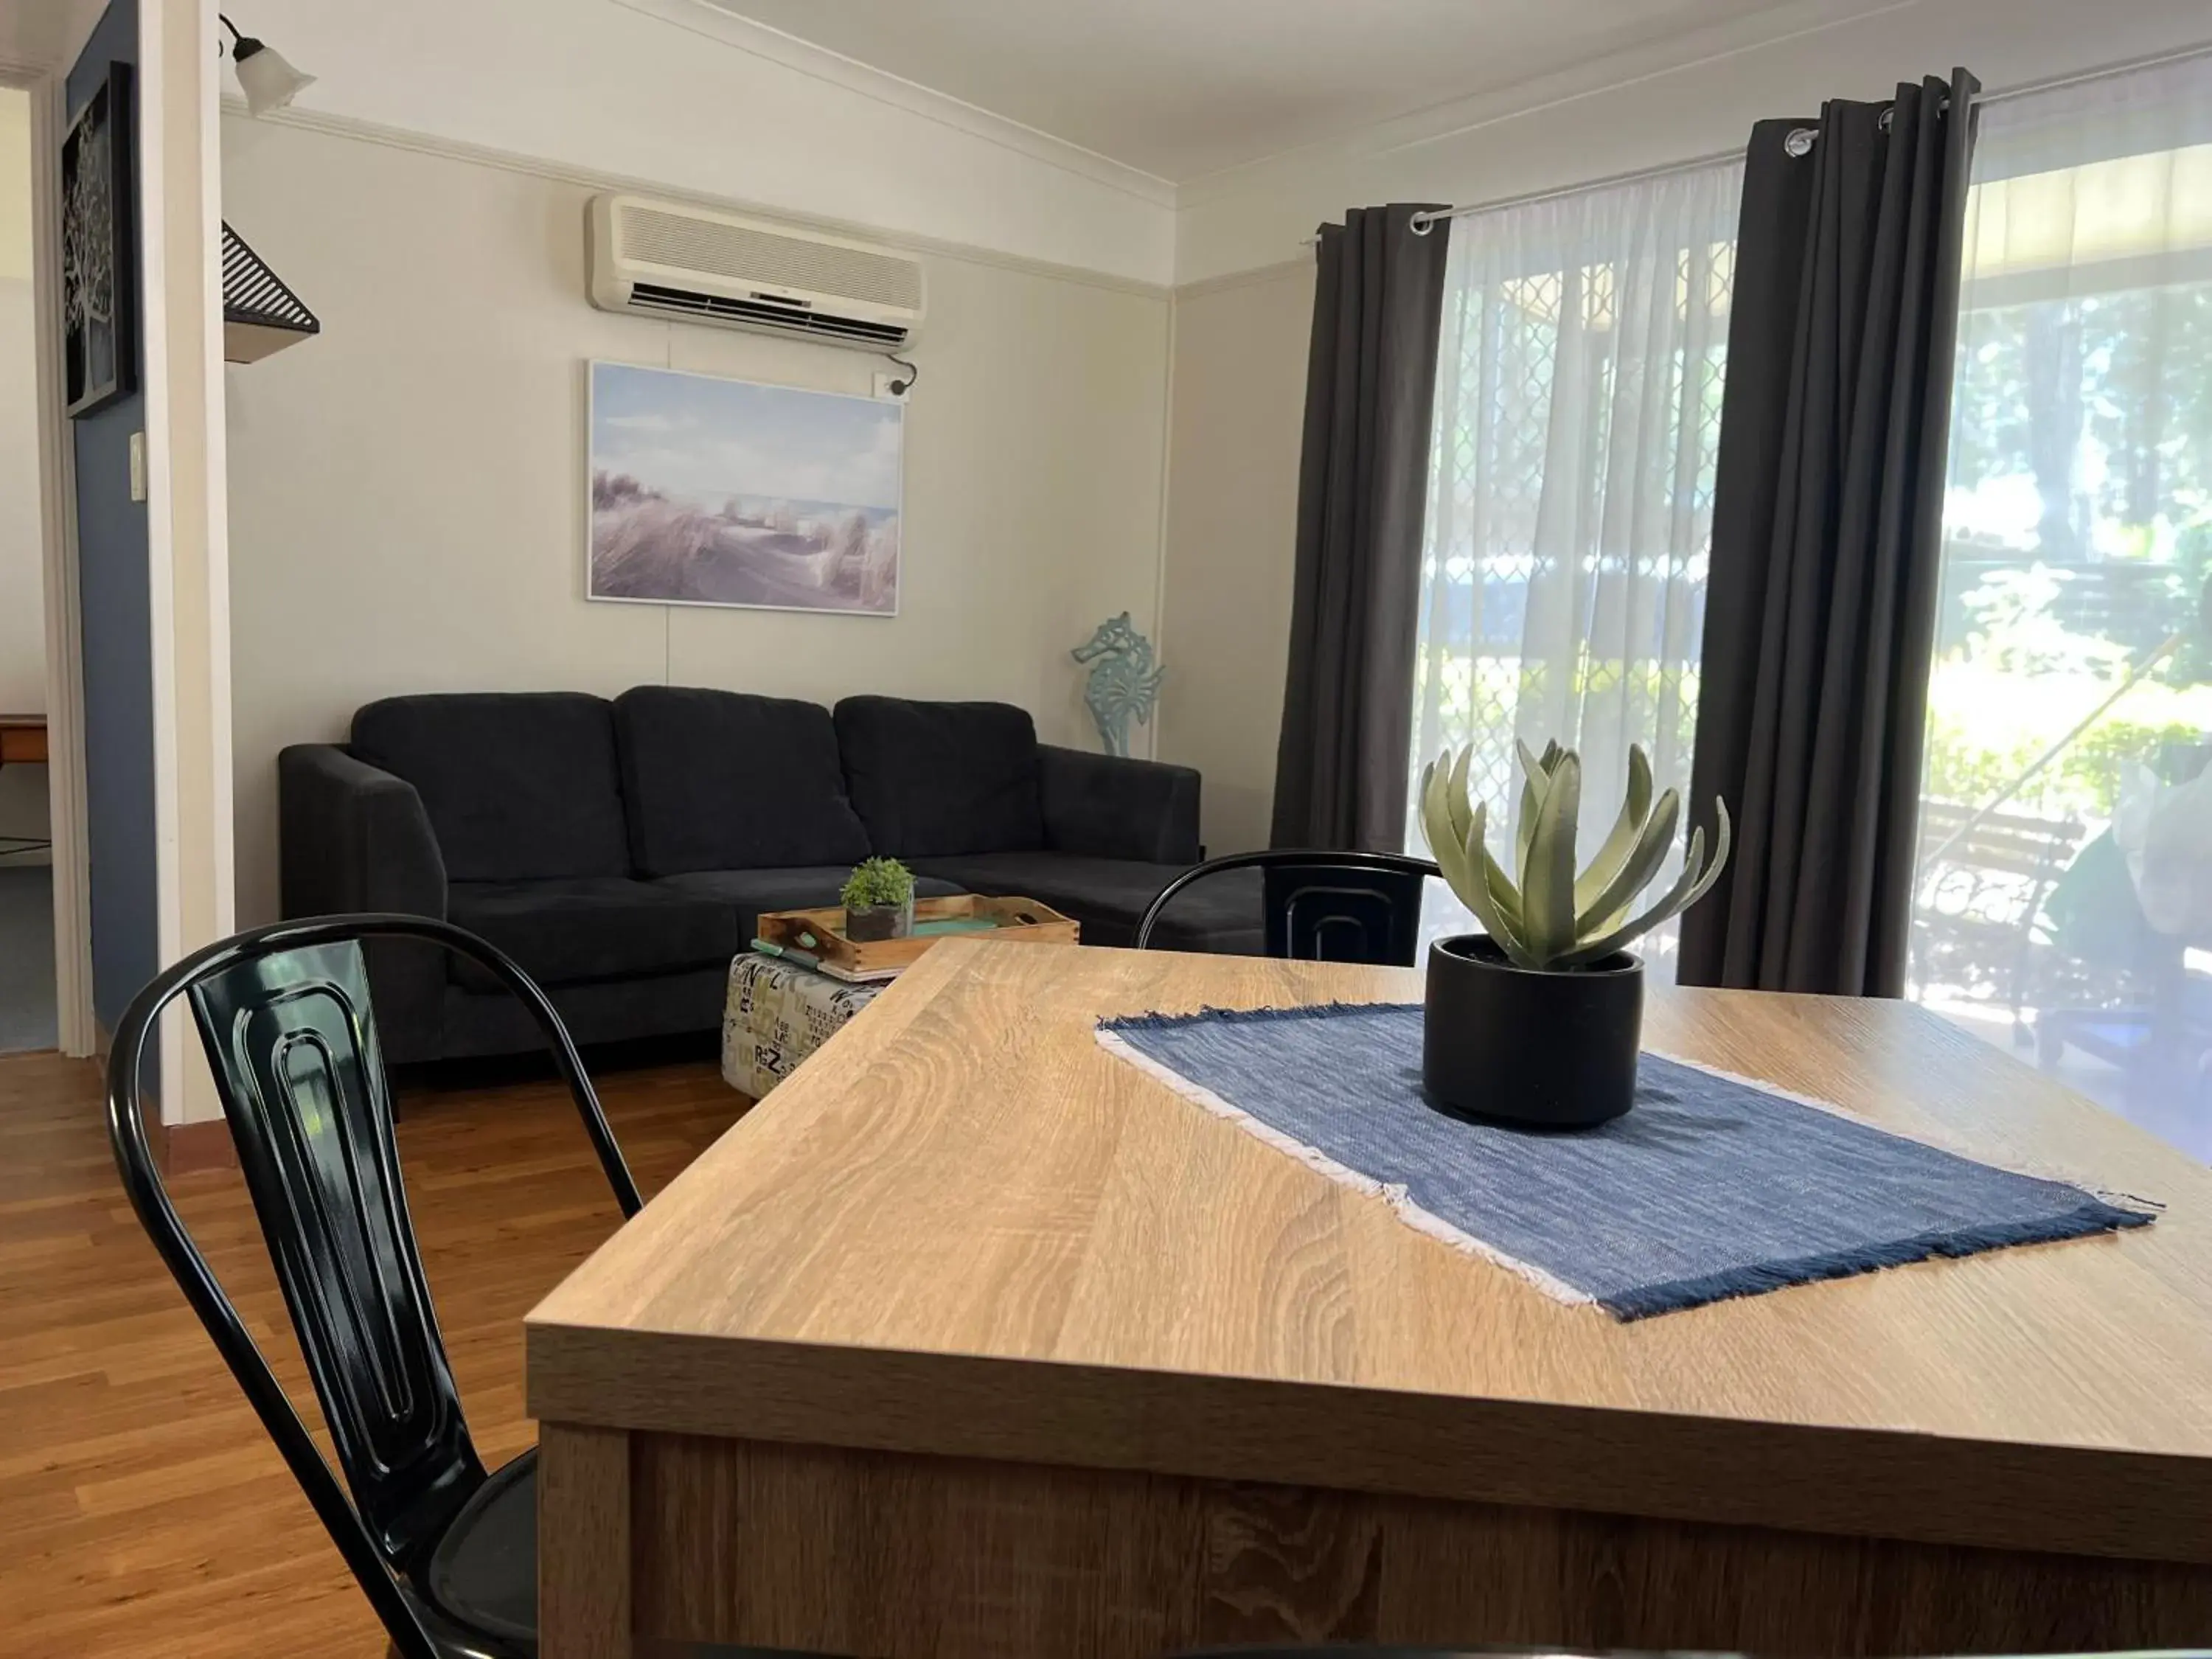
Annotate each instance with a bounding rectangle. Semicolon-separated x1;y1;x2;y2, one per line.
529;938;2212;1657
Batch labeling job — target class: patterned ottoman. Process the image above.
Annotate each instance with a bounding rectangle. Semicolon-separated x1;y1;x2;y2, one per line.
720;951;884;1099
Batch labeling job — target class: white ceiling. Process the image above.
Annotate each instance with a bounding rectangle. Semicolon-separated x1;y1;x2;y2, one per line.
0;0;107;75
700;0;1881;182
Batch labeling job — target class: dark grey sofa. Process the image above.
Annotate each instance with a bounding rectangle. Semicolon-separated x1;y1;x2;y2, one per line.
279;686;1257;1064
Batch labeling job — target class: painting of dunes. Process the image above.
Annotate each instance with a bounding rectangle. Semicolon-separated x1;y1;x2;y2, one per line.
588;361;902;615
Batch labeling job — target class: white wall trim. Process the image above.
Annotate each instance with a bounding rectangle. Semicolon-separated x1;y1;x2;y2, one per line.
1171;0;1917;209
221;95;1173;302
1173;258;1312;302
196;0;234;948
611;0;1178;209
23;69;95;1057
137;0;186;1118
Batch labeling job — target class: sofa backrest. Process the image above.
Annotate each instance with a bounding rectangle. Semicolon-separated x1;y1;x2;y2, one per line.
833;696;1045;858
613;686;872;876
351;693;631;883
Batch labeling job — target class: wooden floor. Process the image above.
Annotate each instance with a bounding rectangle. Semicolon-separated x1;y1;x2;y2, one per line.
0;1046;745;1659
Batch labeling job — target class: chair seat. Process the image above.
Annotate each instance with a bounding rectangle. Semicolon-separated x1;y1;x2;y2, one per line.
425;1449;538;1655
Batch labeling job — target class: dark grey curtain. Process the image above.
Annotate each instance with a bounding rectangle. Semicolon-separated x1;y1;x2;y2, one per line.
1679;71;1979;996
1270;204;1451;851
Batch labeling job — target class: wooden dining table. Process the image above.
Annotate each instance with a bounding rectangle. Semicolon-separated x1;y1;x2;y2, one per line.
528;937;2212;1659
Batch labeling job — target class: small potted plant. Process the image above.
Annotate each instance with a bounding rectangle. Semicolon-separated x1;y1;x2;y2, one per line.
841;856;917;942
1417;741;1731;1128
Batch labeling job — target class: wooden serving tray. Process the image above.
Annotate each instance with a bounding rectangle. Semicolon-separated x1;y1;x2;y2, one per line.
756;894;1079;978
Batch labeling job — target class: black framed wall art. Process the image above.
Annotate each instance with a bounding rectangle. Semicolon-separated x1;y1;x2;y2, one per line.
61;61;136;419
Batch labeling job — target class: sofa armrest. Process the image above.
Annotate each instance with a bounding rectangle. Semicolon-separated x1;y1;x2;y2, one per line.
279;744;449;1062
1037;744;1201;865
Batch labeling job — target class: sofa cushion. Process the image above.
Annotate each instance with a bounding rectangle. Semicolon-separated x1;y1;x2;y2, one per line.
908;852;1263;953
658;866;965;945
833;697;1045;858
613;686;871;877
447;877;738;991
352;693;630;882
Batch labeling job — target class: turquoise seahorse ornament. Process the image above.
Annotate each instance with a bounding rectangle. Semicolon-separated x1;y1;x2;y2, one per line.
1071;613;1164;758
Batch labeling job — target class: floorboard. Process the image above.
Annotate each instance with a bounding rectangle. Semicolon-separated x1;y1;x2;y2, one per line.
0;1047;746;1658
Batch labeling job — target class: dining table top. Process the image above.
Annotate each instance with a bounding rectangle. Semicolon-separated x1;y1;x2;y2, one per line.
526;936;2212;1565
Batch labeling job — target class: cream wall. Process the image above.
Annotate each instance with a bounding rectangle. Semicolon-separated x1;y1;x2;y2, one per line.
222;114;1171;928
0;85;45;846
1155;262;1311;856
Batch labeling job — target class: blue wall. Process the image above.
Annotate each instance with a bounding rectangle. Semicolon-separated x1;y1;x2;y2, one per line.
68;0;158;1030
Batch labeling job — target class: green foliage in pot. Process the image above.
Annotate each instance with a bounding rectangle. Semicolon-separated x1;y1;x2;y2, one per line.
1419;740;1731;971
840;857;916;911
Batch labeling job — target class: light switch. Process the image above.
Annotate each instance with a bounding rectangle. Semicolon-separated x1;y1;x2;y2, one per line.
129;431;147;502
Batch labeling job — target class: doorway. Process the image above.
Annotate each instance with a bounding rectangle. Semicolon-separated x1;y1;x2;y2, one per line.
0;80;53;1055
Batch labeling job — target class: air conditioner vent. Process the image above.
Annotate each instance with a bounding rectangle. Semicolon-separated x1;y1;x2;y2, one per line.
627;283;912;346
588;193;924;352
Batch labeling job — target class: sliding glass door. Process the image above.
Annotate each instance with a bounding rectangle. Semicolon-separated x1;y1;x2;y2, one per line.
1907;58;2212;1158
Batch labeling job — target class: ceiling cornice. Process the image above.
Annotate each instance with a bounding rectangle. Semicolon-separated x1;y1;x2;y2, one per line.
609;0;1180;209
220;96;1175;299
1173;0;1918;209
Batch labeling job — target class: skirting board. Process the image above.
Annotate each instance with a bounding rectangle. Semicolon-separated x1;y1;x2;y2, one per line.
104;1018;240;1175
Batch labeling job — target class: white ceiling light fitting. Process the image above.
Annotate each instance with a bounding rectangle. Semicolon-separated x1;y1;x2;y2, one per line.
220;13;315;117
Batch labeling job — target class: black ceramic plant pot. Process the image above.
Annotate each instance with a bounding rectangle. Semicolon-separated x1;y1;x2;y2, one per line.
1422;936;1644;1128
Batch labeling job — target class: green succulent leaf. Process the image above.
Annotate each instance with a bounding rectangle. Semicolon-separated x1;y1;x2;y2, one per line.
1445;745;1475;849
1573;744;1653;914
1456;801;1537;965
1520;751;1581;966
1514;740;1545;865
1682;798;1733;910
1419;758;1476;905
1482;834;1523;933
1573;786;1680;937
1556;824;1709;968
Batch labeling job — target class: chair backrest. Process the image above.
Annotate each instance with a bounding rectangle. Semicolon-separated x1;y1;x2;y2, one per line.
105;914;642;1659
186;940;479;1569
1138;850;1441;965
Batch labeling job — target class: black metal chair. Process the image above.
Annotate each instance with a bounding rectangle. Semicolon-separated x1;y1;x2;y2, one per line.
105;914;645;1659
1136;850;1443;965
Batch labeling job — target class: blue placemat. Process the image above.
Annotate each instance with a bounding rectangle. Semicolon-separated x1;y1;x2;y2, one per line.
1096;1003;2156;1320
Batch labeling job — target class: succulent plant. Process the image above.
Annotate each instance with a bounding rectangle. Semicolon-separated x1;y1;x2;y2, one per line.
1419;740;1731;971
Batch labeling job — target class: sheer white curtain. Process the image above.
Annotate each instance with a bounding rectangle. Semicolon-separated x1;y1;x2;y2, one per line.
1408;161;1744;965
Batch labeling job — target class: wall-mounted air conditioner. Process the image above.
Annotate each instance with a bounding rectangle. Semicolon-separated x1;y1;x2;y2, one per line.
587;193;924;350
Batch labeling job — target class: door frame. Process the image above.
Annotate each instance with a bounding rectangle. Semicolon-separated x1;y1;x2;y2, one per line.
2;61;96;1058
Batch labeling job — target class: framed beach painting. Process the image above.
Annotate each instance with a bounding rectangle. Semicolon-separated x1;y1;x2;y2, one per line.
587;361;902;616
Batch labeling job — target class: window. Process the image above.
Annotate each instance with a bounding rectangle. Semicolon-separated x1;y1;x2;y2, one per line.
1408;161;1742;970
